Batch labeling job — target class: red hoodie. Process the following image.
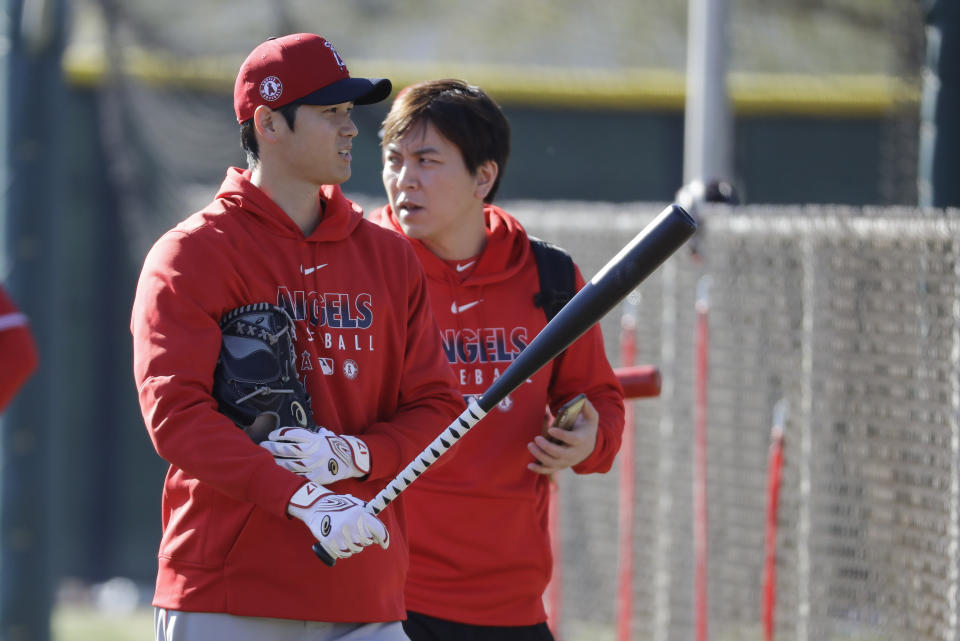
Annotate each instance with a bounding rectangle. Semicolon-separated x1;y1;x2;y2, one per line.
131;168;465;622
0;285;38;413
371;204;625;626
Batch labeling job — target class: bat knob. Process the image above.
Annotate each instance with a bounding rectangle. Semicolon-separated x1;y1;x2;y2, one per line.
312;543;336;567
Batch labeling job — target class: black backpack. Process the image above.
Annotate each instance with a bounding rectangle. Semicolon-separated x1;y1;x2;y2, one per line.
530;237;576;322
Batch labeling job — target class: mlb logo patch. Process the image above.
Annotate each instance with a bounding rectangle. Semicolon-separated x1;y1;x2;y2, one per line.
319;358;334;375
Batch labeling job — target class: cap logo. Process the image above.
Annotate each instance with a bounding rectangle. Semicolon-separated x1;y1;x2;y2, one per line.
324;41;346;70
259;76;283;101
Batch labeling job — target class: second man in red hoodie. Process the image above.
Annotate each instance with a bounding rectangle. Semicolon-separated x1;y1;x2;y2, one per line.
374;78;626;641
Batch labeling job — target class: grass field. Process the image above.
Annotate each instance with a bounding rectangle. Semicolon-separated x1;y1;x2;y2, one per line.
52;606;153;641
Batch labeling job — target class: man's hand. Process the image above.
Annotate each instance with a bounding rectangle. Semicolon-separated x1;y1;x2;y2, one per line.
287;482;389;561
262;427;370;484
527;398;600;475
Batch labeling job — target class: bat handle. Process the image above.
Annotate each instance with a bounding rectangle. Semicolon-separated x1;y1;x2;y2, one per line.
312;543;336;566
309;399;485;566
365;399;487;515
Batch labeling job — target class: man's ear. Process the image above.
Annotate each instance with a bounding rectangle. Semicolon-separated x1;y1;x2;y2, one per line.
254;105;283;142
474;160;499;200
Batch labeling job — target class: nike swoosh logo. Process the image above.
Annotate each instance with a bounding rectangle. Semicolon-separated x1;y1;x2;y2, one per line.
456;261;475;272
301;264;328;275
451;300;482;314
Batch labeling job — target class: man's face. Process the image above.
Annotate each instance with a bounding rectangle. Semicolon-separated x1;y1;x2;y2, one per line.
382;122;484;247
276;102;358;186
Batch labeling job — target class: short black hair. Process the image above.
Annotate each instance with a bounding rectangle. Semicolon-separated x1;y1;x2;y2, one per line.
380;79;510;203
239;101;302;167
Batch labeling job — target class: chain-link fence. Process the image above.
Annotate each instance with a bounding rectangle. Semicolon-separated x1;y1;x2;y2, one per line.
517;203;960;641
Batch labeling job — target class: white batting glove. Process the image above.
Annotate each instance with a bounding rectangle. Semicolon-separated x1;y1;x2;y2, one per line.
261;427;371;484
287;482;389;561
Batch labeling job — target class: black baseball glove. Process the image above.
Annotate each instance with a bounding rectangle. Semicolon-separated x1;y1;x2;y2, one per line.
213;302;316;443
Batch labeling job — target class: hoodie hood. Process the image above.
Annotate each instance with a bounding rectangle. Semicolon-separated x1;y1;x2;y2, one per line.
215;167;364;243
371;203;531;286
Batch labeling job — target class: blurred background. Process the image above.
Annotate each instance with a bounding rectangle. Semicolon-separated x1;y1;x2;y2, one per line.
2;0;956;640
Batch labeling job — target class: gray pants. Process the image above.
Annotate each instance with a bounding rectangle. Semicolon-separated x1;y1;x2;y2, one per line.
155;608;411;641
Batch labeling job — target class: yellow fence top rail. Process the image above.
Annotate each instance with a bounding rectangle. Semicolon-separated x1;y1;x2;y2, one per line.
63;46;919;118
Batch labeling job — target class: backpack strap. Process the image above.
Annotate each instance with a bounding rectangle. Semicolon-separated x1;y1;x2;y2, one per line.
530;236;577;321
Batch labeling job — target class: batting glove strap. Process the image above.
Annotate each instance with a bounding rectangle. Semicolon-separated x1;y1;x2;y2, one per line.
287;482;389;561
262;427;371;485
339;434;371;474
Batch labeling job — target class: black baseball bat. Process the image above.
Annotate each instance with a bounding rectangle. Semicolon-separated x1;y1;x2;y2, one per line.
314;203;697;564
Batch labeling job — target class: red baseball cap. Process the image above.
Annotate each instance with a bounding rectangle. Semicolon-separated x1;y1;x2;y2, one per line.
233;33;392;123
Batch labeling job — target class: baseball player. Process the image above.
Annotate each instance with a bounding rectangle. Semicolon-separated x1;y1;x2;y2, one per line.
375;78;625;641
131;35;464;641
0;284;38;413
269;79;626;640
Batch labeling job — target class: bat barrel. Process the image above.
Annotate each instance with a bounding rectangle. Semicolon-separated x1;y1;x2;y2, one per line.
479;204;696;412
